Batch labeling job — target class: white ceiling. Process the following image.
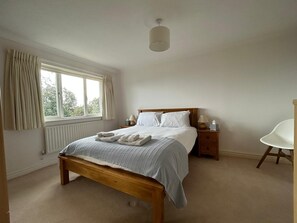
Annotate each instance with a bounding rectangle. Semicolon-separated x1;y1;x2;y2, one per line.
0;0;296;70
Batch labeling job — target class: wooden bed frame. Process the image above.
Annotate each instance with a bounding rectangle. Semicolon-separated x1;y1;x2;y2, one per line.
59;108;198;223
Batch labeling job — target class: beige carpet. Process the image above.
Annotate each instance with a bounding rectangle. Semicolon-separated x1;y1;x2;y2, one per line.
8;156;293;223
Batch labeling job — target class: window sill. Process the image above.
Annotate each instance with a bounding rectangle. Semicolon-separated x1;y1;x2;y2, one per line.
44;116;103;127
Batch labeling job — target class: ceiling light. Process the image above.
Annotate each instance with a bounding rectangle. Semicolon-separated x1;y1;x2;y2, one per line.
149;18;170;52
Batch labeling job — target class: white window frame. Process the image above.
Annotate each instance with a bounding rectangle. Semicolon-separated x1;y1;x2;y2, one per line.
40;63;103;124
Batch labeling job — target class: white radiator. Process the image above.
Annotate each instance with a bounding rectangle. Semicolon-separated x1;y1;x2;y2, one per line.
45;121;101;153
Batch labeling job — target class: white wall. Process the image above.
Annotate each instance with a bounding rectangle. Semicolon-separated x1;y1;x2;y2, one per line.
120;31;297;156
1;29;296;179
0;37;121;179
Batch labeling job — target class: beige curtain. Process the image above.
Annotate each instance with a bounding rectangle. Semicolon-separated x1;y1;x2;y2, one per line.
102;74;116;120
3;49;44;130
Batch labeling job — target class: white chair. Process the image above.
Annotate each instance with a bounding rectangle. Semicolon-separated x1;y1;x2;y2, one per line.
256;119;294;168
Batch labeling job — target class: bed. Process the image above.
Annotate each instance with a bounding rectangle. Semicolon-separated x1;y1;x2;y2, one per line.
59;108;199;223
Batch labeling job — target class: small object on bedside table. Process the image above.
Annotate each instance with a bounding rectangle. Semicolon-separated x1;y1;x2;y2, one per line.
125;119;130;126
198;129;220;160
129;115;137;126
209;120;219;131
198;115;209;130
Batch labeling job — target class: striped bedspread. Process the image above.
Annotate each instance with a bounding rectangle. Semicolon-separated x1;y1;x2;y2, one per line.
60;136;189;208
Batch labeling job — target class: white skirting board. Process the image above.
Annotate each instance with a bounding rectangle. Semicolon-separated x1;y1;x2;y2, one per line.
220;150;292;164
7;156;58;180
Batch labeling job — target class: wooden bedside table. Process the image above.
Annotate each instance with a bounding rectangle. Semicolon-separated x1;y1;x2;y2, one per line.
198;129;220;160
120;125;135;128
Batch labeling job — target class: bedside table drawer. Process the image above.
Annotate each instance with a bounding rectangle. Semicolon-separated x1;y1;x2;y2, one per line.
199;143;218;155
199;132;218;142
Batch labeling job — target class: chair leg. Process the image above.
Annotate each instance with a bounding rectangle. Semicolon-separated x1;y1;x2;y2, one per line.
276;148;281;164
257;146;273;168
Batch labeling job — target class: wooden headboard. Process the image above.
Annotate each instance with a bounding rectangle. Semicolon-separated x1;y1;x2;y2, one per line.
138;108;199;129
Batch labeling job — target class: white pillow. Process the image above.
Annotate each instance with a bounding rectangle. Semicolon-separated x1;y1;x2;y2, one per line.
136;112;161;127
160;111;191;128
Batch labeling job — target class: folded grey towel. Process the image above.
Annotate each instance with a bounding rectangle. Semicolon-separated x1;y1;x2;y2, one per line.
97;132;114;137
95;135;122;142
118;135;152;146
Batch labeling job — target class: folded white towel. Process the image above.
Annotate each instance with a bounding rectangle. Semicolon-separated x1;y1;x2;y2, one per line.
127;134;140;142
97;132;114;137
96;135;122;142
118;135;152;146
119;134;140;142
119;135;129;142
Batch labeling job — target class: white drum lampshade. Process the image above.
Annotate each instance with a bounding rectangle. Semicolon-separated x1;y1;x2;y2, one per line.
149;18;170;52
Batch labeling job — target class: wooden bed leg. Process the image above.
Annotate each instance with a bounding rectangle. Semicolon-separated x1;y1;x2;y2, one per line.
59;158;69;185
152;190;165;223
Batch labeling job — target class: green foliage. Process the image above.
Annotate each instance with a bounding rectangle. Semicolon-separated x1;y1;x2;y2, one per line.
62;88;79;117
42;76;57;117
87;97;100;115
42;76;100;117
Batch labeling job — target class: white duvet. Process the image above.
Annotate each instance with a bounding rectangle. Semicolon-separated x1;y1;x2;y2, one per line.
111;125;197;154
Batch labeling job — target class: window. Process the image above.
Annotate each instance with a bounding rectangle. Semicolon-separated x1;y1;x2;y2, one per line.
40;64;103;121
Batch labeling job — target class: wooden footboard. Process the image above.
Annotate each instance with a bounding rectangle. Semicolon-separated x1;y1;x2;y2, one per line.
59;155;165;223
